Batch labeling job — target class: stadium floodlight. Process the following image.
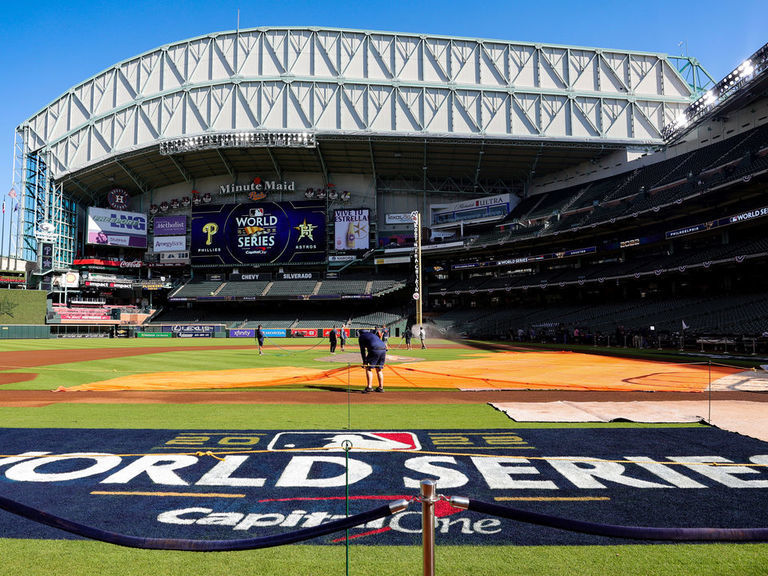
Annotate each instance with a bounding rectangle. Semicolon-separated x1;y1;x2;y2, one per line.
674;113;689;129
739;60;754;75
159;131;317;154
662;41;767;141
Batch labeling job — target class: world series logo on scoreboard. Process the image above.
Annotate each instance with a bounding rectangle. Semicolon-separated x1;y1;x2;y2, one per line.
190;202;326;265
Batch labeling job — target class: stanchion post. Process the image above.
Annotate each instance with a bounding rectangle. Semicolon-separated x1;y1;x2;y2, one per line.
343;439;352;576
420;479;436;576
707;360;712;424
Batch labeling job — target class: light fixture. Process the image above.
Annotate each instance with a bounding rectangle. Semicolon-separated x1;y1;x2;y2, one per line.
159;131;317;155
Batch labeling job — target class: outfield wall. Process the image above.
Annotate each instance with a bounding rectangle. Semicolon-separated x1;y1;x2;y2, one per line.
0;325;51;339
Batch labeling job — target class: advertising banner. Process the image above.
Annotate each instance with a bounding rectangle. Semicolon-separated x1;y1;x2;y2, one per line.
40;242;54;272
222;328;287;338
171;325;216;337
374;256;411;265
263;328;287;338
191;202;326;265
229;272;272;281
442;193;511;213
277;272;315;280
322;328;350;337
228;329;256;338
450;247;596;270
665;205;768;240
153;235;187;252
385;213;415;225
334;209;369;251
87;207;148;249
54;271;80;289
291;328;318;337
136;332;173;338
154;215;187;236
159;251;190;264
329;255;355;263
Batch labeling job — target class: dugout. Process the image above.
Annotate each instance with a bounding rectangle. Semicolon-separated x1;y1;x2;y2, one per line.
48;324;113;338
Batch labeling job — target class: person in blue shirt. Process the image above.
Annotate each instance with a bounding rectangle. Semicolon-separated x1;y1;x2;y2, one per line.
358;327;387;393
255;324;265;355
339;324;347;351
378;324;390;348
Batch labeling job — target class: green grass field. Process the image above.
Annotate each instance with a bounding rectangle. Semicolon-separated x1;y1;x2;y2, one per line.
0;288;47;325
0;338;767;575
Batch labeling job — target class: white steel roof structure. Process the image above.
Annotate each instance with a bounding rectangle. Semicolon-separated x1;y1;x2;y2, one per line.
12;27;712;267
21;26;706;177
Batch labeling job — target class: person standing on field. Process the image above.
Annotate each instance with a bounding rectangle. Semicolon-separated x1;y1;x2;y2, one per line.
329;325;338;354
339;324;347;351
358;327;387;393
419;326;427;349
255;324;265;355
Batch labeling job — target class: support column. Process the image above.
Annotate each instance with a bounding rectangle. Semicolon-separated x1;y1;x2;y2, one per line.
421;479;436;576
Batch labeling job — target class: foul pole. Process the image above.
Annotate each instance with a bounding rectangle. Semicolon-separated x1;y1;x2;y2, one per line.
411;210;422;326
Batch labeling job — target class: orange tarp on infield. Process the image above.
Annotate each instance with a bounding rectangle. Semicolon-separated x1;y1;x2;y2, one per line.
68;351;739;392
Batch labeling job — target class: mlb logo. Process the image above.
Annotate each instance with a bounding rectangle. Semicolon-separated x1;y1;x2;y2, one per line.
268;431;421;452
249;208;264;217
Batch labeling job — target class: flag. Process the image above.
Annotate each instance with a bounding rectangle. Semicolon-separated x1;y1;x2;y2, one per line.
8;187;16;199
682;320;689;330
1;201;4;214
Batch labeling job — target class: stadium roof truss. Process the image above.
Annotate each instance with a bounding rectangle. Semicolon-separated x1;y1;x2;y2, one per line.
20;27;704;178
12;27;707;263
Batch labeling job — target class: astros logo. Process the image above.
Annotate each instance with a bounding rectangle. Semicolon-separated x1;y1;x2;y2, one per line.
294;219;317;242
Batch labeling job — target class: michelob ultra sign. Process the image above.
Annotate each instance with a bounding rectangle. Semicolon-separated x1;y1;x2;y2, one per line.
334;209;369;251
191;202;326;265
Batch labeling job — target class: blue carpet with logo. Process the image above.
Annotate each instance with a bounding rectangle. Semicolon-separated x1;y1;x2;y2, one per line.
0;427;766;545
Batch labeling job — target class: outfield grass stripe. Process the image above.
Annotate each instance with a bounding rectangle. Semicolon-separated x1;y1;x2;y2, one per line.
91;491;246;498
0;540;765;576
0;404;708;429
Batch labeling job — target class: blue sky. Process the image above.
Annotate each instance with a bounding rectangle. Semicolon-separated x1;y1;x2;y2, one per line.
1;0;766;212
